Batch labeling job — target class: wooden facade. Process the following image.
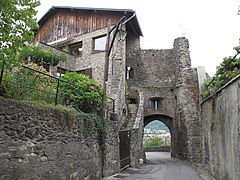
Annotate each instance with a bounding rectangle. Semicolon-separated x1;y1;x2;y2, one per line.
34;7;142;44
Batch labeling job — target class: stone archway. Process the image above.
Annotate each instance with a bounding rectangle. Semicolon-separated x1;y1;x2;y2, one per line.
144;114;174;156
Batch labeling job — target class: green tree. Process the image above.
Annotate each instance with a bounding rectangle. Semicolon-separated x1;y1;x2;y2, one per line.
0;0;40;68
143;136;165;148
59;72;103;113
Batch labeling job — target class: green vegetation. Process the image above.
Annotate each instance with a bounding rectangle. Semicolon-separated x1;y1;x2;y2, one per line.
19;45;67;70
59;72;103;113
143;136;165;148
1;63;57;103
80;111;107;148
1;66;103;114
0;1;106;148
0;0;40;68
203;46;240;98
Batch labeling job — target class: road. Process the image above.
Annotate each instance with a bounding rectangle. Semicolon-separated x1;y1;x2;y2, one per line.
105;152;209;180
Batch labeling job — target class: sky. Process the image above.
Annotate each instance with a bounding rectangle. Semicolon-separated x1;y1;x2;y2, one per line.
36;0;240;76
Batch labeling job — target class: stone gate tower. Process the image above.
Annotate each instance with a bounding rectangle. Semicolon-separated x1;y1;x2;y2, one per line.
126;37;203;163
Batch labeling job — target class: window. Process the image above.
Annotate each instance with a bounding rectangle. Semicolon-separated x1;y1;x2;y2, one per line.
93;35;106;52
126;67;134;79
129;98;137;104
57;67;72;77
148;97;163;110
68;42;83;56
76;68;92;78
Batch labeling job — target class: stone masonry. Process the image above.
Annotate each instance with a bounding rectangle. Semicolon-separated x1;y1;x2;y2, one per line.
173;38;202;162
126;37;202;162
0;97;102;180
29;5;215;175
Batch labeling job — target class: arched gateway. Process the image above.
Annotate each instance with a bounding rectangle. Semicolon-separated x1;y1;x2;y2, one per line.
144;114;173;131
126;37;202;164
144;114;173;154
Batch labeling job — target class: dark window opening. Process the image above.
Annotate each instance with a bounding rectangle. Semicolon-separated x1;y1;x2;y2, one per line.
57;67;73;77
129;98;137;104
148;97;163;110
76;68;92;78
93;35;106;52
69;41;83;56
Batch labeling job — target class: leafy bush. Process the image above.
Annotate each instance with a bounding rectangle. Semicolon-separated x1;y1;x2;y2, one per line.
1;63;57;103
203;46;240;98
59;72;103;113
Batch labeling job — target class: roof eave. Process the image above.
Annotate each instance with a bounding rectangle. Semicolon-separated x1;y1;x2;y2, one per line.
38;6;143;36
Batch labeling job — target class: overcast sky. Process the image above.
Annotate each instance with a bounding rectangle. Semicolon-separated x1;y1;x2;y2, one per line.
36;0;240;76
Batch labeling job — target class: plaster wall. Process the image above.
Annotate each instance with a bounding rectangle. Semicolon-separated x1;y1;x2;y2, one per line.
201;76;240;180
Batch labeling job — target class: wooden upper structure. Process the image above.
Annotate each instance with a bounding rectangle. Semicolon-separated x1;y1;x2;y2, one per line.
34;6;143;43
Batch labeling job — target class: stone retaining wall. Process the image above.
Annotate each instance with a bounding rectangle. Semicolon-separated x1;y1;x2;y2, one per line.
201;76;240;180
0;97;102;180
144;146;170;152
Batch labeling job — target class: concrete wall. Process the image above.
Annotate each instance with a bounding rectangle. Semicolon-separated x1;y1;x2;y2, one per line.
201;76;240;180
0;97;102;180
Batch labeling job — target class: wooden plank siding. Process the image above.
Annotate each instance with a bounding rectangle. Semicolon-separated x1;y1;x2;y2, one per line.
34;10;123;43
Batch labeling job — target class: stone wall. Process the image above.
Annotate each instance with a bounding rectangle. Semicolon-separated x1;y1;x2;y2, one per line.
129;92;144;167
173;37;201;162
201;76;240;180
144;146;170;152
0;97;102;180
103;119;121;177
126;45;177;163
127;49;177;119
126;37;202;163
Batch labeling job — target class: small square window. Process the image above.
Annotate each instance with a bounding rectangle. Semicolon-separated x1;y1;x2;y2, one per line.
148;98;164;110
93;35;106;52
76;68;92;78
57;67;72;77
69;42;83;56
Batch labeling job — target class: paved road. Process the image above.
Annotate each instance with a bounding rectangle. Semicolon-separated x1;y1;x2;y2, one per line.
106;152;207;180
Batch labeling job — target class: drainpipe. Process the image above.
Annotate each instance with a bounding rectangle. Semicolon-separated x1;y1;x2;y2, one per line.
0;60;5;87
122;13;136;25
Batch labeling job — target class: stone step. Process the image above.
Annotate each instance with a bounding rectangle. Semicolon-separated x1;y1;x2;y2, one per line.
127;104;138;128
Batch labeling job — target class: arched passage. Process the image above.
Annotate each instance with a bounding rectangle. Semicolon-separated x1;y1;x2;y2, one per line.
144;115;173;133
144;114;174;155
